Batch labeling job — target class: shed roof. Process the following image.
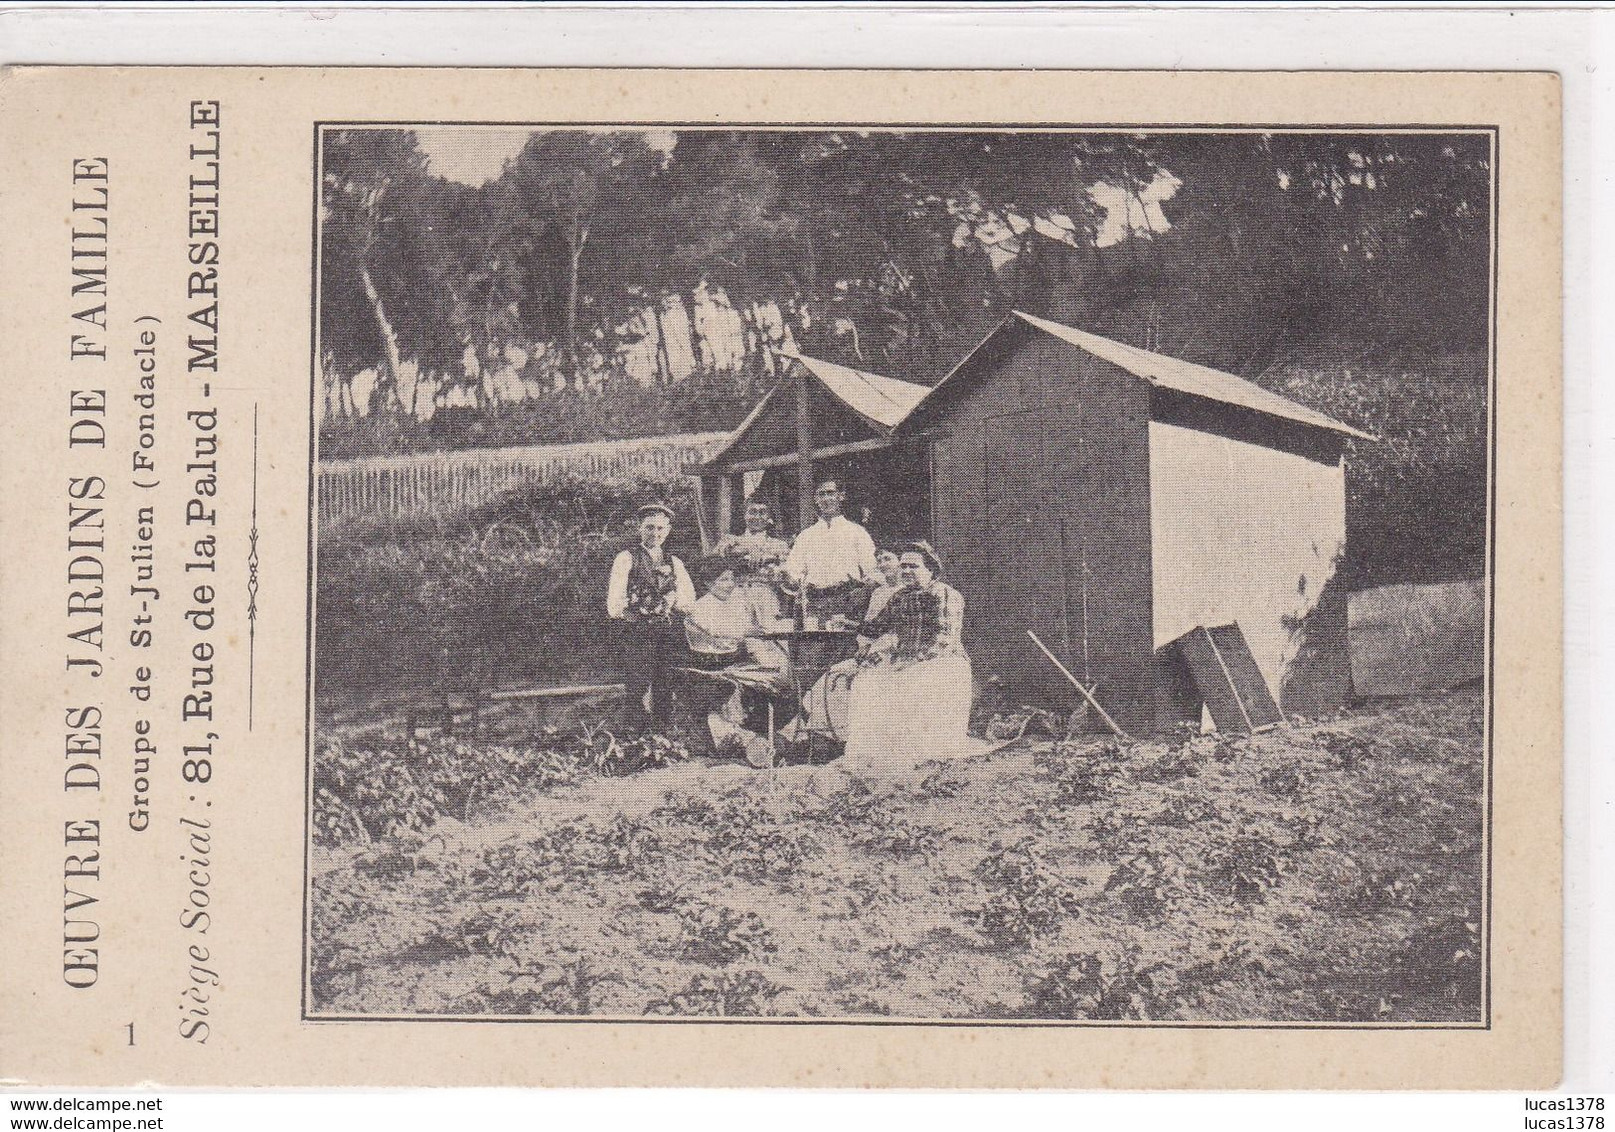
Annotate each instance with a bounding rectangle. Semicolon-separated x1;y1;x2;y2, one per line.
698;353;931;471
908;311;1374;442
793;354;931;431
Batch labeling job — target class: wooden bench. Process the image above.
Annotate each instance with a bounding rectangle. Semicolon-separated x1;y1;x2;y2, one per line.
406;683;627;739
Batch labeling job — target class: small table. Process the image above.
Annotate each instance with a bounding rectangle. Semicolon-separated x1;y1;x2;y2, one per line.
762;629;859;762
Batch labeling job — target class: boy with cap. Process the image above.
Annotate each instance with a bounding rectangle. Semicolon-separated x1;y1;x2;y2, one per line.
605;502;696;730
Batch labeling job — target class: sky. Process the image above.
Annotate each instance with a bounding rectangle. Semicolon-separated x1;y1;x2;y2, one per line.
414;127;532;185
415;127;677;185
1092;175;1178;246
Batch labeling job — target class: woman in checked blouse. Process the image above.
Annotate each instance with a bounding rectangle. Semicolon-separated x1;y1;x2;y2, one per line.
837;540;972;771
791;539;973;771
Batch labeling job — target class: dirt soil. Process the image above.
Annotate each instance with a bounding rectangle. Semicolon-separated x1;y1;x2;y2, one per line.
309;689;1484;1022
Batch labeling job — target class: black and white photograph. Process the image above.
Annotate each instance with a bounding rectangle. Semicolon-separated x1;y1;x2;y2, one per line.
306;123;1493;1025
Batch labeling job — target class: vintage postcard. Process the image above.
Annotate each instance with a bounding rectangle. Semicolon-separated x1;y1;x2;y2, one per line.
0;67;1560;1088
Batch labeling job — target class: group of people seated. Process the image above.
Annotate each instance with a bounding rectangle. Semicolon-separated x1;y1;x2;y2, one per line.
603;478;973;772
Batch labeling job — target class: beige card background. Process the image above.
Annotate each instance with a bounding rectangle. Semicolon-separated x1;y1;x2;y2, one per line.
0;68;1561;1089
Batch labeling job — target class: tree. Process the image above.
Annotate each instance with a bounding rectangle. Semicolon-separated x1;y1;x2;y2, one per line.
317;126;1492;449
320;129;442;414
502;131;670;380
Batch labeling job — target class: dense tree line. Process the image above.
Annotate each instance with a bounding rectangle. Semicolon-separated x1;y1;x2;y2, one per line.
320;128;1490;442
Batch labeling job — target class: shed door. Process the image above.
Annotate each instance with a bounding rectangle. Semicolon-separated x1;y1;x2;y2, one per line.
984;410;1078;695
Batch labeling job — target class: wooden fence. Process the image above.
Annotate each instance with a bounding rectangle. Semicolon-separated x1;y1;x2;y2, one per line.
318;431;728;527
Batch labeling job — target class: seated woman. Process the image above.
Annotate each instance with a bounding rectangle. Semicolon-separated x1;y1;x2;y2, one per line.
865;546;903;621
684;561;788;672
683;560;791;763
839;541;973;771
786;541;972;770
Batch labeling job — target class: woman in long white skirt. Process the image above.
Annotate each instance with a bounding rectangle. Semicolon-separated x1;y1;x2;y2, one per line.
835;542;973;773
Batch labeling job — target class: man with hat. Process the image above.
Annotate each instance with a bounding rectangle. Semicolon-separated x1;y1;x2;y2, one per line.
606;502;696;730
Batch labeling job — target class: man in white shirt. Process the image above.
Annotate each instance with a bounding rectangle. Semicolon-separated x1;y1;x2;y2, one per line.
605;502;696;730
783;478;880;623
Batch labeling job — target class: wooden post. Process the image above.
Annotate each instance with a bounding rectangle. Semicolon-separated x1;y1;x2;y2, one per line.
692;476;712;554
716;474;734;540
770;473;786;538
794;362;814;532
729;473;747;531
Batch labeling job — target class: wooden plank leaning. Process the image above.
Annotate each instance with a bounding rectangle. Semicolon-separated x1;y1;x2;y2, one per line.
1026;630;1133;741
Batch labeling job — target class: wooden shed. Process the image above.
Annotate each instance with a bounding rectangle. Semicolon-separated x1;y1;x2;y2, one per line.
690;353;932;548
899;312;1371;735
